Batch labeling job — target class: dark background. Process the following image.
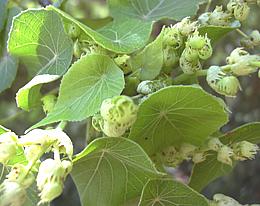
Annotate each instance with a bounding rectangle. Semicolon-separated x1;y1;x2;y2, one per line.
0;0;259;205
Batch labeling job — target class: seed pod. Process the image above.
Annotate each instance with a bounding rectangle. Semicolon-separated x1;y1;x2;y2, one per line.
232;141;259;160
217;145;234;166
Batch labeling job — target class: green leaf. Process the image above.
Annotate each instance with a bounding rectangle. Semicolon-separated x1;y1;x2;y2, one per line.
31;54;125;129
71;137;162;206
139;178;209;206
189;152;232;192
8;8;73;76
0;125;9;135
0;0;7;32
0;55;18;93
219;122;260;145
47;6;152;54
198;21;240;43
16;74;59;111
109;0;206;22
129;86;228;155
129;32;164;80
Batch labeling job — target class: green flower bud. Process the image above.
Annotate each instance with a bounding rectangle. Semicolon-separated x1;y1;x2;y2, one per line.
213;194;240;206
250;30;260;44
100;120;129;137
217;145;234;166
7;164;35;188
226;48;249;64
232;141;259;160
182;47;199;62
41;94;57;114
0;181;27;206
114;54;132;74
162;26;183;49
207;66;226;84
192;152;206;164
163;46;179;68
67;23;81;39
73;39;82;58
198;39;213;60
92;114;103;132
123;76;140;96
233;2;250;21
174;17;198;36
137;80;168;95
208;6;232;26
0;132;18;164
37;159;65;191
180;55;202;74
207;138;223;151
100;96;138;125
187;31;207;50
179;143;197;159
39;181;63;204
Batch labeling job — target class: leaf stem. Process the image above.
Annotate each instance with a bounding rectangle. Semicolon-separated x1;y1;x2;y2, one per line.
173;70;208;84
56;121;67;130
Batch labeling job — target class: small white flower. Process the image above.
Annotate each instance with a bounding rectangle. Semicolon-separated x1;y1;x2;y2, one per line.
0;132;18;164
217;145;234;166
207;138;224;151
232;141;259;160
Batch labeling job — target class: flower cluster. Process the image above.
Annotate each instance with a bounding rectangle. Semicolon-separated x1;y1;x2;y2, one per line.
92;96;138;137
158;136;258;167
0;129;73;205
206;48;260;97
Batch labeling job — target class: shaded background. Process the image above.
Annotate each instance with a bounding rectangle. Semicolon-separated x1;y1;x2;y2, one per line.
0;0;259;205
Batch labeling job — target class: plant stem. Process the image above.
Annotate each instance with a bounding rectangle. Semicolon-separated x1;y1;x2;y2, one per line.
57;121;67;130
131;94;143;100
236;29;249;39
173;70;208;84
250;61;260;67
205;0;212;12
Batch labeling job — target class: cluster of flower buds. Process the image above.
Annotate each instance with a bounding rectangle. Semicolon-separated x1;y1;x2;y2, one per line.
92;96;138;137
159;143;207;167
241;30;260;49
180;31;212;74
161;17;198;69
0;128;74;205
206;138;259;166
199;6;232;27
41;94;57;114
199;0;251;27
210;193;260;206
37;158;72;204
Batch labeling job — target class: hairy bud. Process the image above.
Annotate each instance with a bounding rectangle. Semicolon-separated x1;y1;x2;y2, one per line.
217;145;234;166
192;152;206;164
0;132;18;164
174;17;198;36
180;55;202;74
232;141;259;160
162;26;183;49
207;138;224;151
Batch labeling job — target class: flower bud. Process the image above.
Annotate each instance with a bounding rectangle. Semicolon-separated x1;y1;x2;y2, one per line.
41;94;57;114
207;138;223;151
137;80;168;95
92;114;103;132
182;47;199;62
179;143;197;159
198;12;210;26
213;193;240;206
100;96;138;125
187;31;206;50
61;160;73;177
198;40;213;60
67;23;81;39
162;26;183;49
39;181;63;204
0;180;27;206
208;6;232;26
192;152;206;164
217;145;234;166
226;48;249;65
250;30;260;44
7;164;35;188
232;141;259;160
179;55;202;74
114;54;132;74
161;146;183;166
233;2;250;21
174;17;198;36
163;46;179;68
0;132;18;164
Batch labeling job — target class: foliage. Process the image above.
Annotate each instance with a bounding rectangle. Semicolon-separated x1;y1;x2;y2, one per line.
0;0;260;206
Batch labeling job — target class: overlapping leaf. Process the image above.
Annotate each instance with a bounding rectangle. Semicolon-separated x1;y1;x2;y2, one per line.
8;8;73;76
0;0;7;33
129;86;228;155
139;178;209;206
16;74;59;111
31;54;124;129
71;137;162;206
